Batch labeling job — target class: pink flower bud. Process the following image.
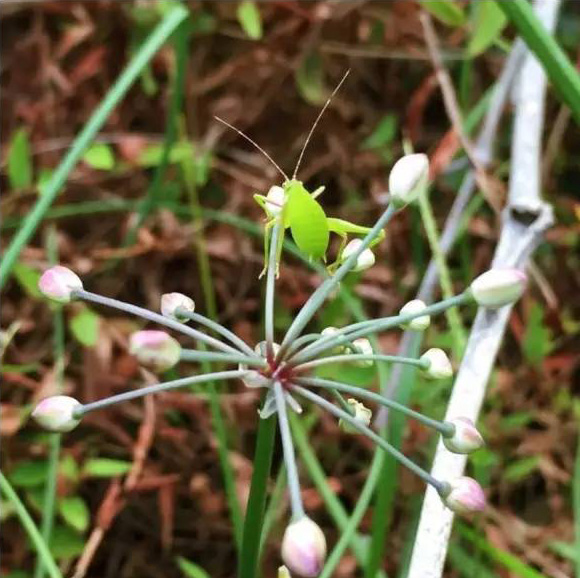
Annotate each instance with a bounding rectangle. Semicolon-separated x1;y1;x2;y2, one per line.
32;396;82;432
420;348;453;379
38;266;83;303
161;292;195;322
281;517;327;577
442;476;486;515
341;239;375;272
388;153;429;206
470;268;527;308
129;330;181;371
443;417;484;454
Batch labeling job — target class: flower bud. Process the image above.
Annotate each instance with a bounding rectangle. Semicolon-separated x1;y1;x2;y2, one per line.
399;299;430;331
38;266;83;303
321;327;345;353
254;340;281;359
161;292;195;322
281;516;327;577
278;566;292;578
442;417;484;454
420;348;453;379
266;185;286;217
239;368;271;389
470;268;527;308
341;239;375;272
352;338;373;367
129;330;181;372
32;396;82;432
339;399;372;433
388;153;429;206
441;476;486;515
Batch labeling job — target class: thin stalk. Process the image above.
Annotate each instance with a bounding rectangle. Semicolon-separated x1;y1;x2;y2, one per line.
273;382;305;519
293;353;428;372
265;225;282;358
294;292;471;363
292;386;445;494
74;289;239;355
75;370;247;416
239;411;277;578
35;227;65;578
417;189;466;357
297;377;454;437
0;5;188;288
330;389;355;415
279;205;397;354
0;473;63;578
258;465;286;558
179;349;265;367
177;309;257;358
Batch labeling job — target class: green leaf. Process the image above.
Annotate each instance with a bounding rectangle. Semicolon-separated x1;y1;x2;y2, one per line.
361;115;398;150
83;458;132;478
421;0;465;27
83;143;115;170
10;461;48;488
286;183;329;260
48;525;85;559
468;1;507;57
8;128;33;190
504;456;540;483
58;496;90;532
138;141;194;167
176;557;211;578
59;454;80;482
69;308;100;347
237;1;263;40
12;263;42;299
296;52;325;105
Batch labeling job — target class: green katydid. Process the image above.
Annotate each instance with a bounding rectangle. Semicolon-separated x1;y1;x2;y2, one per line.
215;71;385;277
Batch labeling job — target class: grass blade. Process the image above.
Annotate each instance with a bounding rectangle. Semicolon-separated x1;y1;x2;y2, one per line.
0;4;188;288
0;473;63;578
495;0;580;124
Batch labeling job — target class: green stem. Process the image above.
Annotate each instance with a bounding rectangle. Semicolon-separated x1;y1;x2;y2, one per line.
239;411;277;578
179;349;265;366
265;225;282;357
293;386;445;493
417;188;466;357
297;377;453;437
279;205;397;353
0;473;63;578
294;353;428;372
273;382;304;519
0;5;188;288
75;370;247;416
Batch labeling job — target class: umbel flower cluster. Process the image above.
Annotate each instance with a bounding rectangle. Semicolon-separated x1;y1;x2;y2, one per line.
33;153;526;577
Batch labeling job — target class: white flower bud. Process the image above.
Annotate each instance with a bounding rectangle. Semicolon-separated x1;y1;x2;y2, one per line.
442;476;486;515
341;239;375;272
32;396;82;432
470;268;527;308
161;292;195;322
281;516;327;577
254;340;281;359
388;153;429;206
399;299;430;331
278;566;292;578
129;330;181;372
339;399;372;433
38;266;83;303
442;417;484;454
266;185;286;217
352;338;373;367
321;327;345;353
420;348;453;379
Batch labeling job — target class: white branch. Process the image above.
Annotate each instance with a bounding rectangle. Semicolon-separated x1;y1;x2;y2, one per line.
406;1;561;577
